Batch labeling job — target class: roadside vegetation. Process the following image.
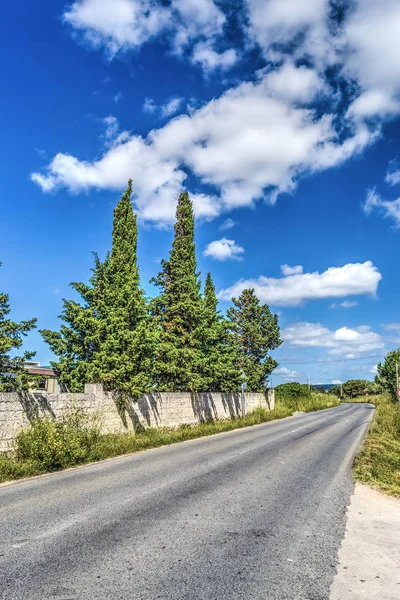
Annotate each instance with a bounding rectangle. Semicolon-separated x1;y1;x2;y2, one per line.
0;389;341;484
275;382;339;412
353;393;400;497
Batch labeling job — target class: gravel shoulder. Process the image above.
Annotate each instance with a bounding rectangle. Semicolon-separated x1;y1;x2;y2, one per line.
330;482;400;600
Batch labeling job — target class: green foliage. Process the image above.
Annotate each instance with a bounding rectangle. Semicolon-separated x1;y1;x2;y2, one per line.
277;392;339;413
41;181;158;398
354;395;400;497
15;404;101;471
275;382;311;401
0;263;38;391
376;349;400;401
331;379;382;398
151;192;206;391
201;273;241;392
227;289;282;391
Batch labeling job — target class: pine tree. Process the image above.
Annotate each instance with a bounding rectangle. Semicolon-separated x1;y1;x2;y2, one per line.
227;288;282;391
41;181;157;398
0;263;38;391
88;180;157;398
152;192;206;391
202;273;241;392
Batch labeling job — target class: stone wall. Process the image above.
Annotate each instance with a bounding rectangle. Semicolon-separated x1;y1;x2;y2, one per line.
0;384;275;452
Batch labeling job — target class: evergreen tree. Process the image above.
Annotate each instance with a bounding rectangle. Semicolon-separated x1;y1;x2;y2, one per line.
0;263;38;391
376;349;400;401
202;273;241;391
152;192;205;391
41;181;157;398
88;181;157;398
227;288;282;391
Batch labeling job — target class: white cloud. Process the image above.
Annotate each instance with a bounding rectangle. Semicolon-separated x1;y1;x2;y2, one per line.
203;238;244;261
246;0;332;67
280;264;303;276
30;1;400;226
363;189;400;227
143;97;157;114
64;0;170;55
192;42;238;72
160;97;184;119
282;322;384;357
344;0;400;101
274;366;299;381
218;261;381;306
382;323;400;332
330;300;358;309
63;0;228;71
347;90;400;120
143;97;184;119
370;364;378;375
332;380;342;385
32;65;376;223
263;62;327;104
113;92;123;103
219;218;236;231
386;159;400;187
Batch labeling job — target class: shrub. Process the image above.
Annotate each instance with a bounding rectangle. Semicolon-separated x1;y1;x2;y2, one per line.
15;403;101;471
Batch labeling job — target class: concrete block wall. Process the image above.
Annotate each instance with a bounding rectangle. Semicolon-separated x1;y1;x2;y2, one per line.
0;385;274;452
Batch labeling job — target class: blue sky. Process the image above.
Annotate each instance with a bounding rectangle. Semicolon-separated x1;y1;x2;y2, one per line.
2;0;400;386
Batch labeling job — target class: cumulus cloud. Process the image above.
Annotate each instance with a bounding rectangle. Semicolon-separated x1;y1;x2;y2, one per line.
63;0;232;72
203;238;244;261
192;42;238;72
218;261;381;306
32;63;375;223
280;264;303;276
30;1;400;225
274;366;299;381
282;322;384;357
363;189;400;227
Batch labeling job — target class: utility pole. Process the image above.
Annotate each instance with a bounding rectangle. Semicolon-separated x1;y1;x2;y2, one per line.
241;381;247;417
340;382;343;400
307;376;310;392
396;363;399;401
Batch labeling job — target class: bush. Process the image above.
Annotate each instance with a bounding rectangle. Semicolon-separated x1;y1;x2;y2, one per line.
14;403;101;471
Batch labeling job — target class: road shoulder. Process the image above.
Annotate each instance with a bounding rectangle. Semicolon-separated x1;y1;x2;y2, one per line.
330;482;400;600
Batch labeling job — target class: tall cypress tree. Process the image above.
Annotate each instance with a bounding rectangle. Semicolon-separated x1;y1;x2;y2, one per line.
152;192;205;391
202;273;241;392
41;181;157;398
227;288;282;391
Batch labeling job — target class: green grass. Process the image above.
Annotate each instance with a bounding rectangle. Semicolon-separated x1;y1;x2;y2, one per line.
276;392;339;413
0;395;340;485
353;394;400;497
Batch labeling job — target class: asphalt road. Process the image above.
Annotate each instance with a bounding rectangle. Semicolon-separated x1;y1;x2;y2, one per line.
0;403;374;600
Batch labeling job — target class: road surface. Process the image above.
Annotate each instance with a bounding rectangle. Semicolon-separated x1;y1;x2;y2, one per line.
0;403;374;600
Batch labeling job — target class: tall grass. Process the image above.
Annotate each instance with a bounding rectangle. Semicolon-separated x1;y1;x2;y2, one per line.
0;392;341;484
276;392;339;412
353;394;400;497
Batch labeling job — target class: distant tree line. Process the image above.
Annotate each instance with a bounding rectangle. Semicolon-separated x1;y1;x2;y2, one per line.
36;183;282;398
